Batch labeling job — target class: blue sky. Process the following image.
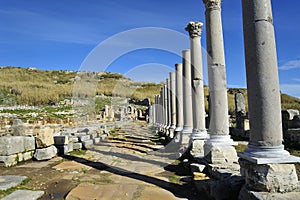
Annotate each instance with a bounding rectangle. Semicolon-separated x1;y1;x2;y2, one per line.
0;0;300;98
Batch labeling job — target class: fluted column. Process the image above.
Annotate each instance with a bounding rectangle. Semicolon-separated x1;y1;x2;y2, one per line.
181;50;193;146
203;0;237;163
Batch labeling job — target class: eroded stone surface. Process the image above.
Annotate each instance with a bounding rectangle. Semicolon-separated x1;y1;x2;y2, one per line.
1;190;44;200
239;158;299;193
0;175;27;190
33;145;57;161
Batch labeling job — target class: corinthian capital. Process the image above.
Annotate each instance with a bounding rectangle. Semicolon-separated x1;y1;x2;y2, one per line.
203;0;221;9
185;22;203;38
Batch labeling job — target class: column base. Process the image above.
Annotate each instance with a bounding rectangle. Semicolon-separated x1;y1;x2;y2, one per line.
191;130;208;140
238;144;300;164
168;125;176;139
173;126;183;143
239;158;300;193
181;126;193;145
204;135;238;164
190;130;208;158
190;139;205;158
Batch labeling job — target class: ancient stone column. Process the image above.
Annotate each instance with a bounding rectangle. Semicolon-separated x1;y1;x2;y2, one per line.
168;72;176;138
174;64;184;136
203;0;237;163
154;95;158;125
181;50;193;146
235;92;246;130
167;78;172;134
238;0;300;196
158;90;163;131
186;21;208;158
163;80;169;134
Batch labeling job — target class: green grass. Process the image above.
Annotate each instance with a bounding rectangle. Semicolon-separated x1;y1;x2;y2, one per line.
69;149;87;156
0;66;299;112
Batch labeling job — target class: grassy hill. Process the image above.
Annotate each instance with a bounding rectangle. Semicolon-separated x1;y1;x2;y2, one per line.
0;66;299;112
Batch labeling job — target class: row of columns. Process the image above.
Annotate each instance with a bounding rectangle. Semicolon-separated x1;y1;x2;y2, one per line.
148;0;300;196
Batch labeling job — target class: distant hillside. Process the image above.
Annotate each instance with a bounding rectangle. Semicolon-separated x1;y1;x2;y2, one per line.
0;66;161;106
0;66;299;112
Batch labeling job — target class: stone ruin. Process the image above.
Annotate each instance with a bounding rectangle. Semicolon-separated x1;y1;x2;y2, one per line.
282;109;300;148
149;0;300;199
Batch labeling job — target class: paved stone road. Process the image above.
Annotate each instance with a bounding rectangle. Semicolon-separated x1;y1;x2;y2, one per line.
64;121;201;200
1;121;206;200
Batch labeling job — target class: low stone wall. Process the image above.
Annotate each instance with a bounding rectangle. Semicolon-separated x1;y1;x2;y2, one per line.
0;121;122;167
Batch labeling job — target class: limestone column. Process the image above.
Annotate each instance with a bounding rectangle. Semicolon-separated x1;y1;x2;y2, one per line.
168;72;176;138
181;50;193;146
174;64;184;135
154;95;158;126
163;80;169;134
239;0;300;164
186;21;208;158
238;0;300;196
167;78;172;134
203;0;237;163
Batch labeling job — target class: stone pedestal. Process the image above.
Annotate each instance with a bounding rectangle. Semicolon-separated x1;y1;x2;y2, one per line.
239;158;299;193
203;0;237;163
186;21;208;158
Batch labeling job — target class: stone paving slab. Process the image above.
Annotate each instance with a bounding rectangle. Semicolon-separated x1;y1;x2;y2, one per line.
0;175;27;191
53;160;92;171
140;186;188;200
1;190;44;200
65;182;139;200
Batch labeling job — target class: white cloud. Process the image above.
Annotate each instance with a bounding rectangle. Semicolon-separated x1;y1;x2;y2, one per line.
279;60;300;70
280;84;300;99
292;78;300;82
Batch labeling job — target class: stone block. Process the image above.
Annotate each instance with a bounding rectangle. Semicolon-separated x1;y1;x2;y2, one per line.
54;136;69;145
0;154;18;167
190;140;205;158
67;142;74;152
1;189;44;200
23;151;34;161
93;137;100;144
0;136;25;156
239;158;299;193
70;137;79;143
82;140;93;149
78;135;90;142
23;137;35;152
239;185;300;200
205;145;238;164
0;175;28;190
33;145;57;161
73;142;82;150
35;127;54;148
11;119;26;136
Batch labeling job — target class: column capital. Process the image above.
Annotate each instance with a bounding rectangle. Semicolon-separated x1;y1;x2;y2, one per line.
185;22;203;38
203;0;221;9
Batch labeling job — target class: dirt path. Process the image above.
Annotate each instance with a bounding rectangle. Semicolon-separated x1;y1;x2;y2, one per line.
0;121;207;200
